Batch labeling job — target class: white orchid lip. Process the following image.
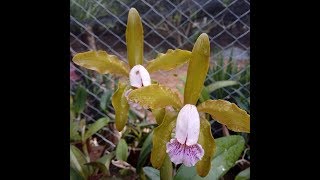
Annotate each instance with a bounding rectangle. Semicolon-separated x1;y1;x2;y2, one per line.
129;65;151;88
166;104;204;167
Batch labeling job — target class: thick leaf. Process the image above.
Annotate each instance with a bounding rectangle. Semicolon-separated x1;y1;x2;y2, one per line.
197;100;250;133
74;86;88;114
84;117;109;140
206;80;238;93
174;135;245;180
196;118;216;177
70;167;85;180
84;162;108;175
137;131;153;173
184;33;210;105
146;49;191;73
152;108;166;125
100;90;112;111
143;167;160;180
151;110;177;168
72;50;130;76
128;84;182;110
70;121;81;141
70;145;89;179
116;139;129;161
160;154;173;180
112;82;129;131
97;152;115;176
208;135;245;179
126;8;143;68
235;167;250;180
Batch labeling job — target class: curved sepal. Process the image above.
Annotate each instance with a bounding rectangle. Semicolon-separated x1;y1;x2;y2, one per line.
146;49;191;73
151;110;178;168
197;100;250;133
112;82;130;131
196;118;216;177
184;33;210;105
72;50;130;77
126;8;144;68
128;84;183;109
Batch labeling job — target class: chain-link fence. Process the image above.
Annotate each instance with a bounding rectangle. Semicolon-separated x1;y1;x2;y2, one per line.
70;0;250;150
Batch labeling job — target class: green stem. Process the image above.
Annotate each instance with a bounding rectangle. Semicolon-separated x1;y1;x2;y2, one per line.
81;124;90;162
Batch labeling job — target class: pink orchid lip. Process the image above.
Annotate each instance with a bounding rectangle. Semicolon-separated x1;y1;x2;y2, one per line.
129;65;151;88
166;104;204;167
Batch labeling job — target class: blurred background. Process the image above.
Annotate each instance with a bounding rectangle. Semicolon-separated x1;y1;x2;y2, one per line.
70;0;250;178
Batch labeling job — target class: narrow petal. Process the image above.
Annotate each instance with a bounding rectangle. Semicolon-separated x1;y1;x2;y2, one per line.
183;143;204;167
129;65;143;88
185;104;200;146
166;139;184;165
175;104;200;145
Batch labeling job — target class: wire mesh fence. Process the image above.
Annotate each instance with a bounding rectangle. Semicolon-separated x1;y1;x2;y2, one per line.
70;0;250;150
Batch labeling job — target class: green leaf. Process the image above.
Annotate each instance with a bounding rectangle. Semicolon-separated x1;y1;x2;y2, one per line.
128;84;182;110
73;86;88;114
197;100;250;133
126;8;144;68
143;167;160;180
70;121;81;141
199;86;210;103
70;145;90;179
196;118;216;177
72;50;130;76
84;161;108;175
160;154;173;180
199;81;238;103
100;90;112;111
152;108;166;125
184;33;210;105
112;82;129;131
235;167;250;180
137;131;153;173
116;139;129;161
70;167;85;180
84;117;109;140
206;80;238;93
146;49;191;73
97;152;115;176
151;110;177;168
174;135;245;180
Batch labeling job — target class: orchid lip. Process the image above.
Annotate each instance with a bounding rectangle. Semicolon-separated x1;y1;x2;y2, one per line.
129;65;151;88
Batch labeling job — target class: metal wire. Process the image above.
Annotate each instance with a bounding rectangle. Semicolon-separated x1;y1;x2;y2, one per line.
70;0;250;147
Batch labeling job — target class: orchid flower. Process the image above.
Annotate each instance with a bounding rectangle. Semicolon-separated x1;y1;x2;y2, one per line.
71;8;192;131
127;33;250;177
166;104;204;167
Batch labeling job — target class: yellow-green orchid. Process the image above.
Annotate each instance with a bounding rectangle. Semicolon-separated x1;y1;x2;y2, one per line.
72;8;192;131
127;33;250;177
